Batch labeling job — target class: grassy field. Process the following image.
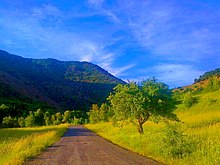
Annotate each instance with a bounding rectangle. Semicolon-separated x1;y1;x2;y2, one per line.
0;124;68;165
86;90;220;165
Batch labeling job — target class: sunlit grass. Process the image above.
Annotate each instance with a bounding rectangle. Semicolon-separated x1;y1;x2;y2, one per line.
0;124;68;165
86;90;220;165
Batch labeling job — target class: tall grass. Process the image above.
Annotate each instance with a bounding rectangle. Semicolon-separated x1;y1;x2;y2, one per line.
86;90;220;165
0;124;68;165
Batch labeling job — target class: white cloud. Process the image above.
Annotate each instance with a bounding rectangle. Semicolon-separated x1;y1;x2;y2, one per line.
153;64;204;87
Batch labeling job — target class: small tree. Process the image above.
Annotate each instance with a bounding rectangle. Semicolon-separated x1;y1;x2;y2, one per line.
100;103;111;122
55;112;62;125
18;117;25;127
62;110;71;123
183;92;198;109
25;112;36;127
51;114;56;125
88;104;100;123
108;78;177;134
44;111;52;126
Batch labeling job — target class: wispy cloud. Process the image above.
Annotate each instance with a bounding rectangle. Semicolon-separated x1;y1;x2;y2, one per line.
126;63;204;87
0;2;133;77
153;64;204;87
118;1;220;62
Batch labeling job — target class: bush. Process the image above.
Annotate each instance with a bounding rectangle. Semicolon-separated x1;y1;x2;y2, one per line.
161;123;194;158
183;92;198;109
2;116;18;128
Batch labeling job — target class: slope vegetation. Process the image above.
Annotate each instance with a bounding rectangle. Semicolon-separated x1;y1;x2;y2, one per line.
0;50;124;113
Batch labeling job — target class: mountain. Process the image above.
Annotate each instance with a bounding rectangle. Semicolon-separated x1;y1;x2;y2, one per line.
0;50;125;114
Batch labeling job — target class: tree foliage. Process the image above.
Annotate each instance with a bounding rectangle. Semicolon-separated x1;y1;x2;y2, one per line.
2;116;18;128
108;78;177;134
88;103;111;123
183;92;198;109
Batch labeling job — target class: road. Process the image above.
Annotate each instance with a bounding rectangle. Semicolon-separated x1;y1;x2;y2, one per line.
26;126;161;165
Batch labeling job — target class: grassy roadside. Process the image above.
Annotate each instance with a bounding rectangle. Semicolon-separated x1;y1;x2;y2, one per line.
85;90;220;165
0;124;69;165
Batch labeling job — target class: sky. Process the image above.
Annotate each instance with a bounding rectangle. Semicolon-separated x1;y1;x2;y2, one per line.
0;0;219;87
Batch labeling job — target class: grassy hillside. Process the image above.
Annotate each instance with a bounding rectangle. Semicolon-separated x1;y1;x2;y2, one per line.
86;89;220;165
0;124;68;165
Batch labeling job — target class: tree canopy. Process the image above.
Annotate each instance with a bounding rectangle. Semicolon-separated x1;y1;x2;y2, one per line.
108;78;177;134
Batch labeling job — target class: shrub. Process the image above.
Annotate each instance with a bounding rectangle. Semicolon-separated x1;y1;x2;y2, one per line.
183;92;198;109
2;116;18;128
161;123;194;158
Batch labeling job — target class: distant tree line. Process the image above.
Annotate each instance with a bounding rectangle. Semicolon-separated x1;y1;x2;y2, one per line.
1;107;88;128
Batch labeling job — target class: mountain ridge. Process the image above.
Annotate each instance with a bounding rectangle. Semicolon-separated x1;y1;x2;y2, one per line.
0;49;125;114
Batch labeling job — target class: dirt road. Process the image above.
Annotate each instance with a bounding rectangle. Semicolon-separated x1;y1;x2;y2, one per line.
26;126;161;165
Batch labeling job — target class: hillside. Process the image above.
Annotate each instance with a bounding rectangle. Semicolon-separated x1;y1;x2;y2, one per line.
0;50;124;115
174;68;220;93
194;68;220;83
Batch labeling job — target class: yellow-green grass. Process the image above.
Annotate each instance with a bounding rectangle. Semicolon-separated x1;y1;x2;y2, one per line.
0;124;69;165
86;90;220;165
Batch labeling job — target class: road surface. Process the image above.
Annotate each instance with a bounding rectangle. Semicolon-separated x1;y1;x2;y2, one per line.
26;126;161;165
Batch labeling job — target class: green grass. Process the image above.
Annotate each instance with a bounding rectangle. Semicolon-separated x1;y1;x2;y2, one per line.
0;124;69;165
86;90;220;165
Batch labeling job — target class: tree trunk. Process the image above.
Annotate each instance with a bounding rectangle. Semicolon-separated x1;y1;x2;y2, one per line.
137;122;144;134
137;114;150;134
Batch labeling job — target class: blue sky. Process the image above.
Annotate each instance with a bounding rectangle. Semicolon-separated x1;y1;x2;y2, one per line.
0;0;219;87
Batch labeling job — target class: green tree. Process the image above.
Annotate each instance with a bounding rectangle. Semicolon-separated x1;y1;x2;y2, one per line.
108;78;177;134
88;104;100;123
55;112;62;125
100;103;111;122
34;109;44;126
62;110;71;123
25;111;36;127
0;104;9;123
183;92;198;109
18;117;25;127
44;111;52;126
51;114;56;125
2;116;18;128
